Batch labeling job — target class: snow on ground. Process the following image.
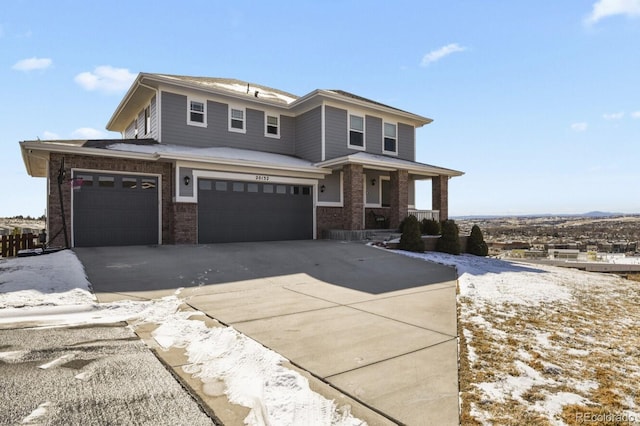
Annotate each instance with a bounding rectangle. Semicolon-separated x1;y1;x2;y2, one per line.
395;250;640;426
0;251;365;426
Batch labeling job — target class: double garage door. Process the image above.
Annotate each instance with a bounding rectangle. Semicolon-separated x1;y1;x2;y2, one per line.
72;172;159;247
198;179;313;243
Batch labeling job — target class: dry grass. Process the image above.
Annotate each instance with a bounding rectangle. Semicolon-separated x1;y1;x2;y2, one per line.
458;264;640;425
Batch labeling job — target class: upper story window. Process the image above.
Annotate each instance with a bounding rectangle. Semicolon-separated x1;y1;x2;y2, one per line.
229;106;246;133
144;106;150;135
133;117;138;138
188;98;207;127
265;114;280;138
348;114;365;150
383;122;398;155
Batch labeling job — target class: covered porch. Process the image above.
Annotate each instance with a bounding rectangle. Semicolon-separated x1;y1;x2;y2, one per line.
315;153;463;236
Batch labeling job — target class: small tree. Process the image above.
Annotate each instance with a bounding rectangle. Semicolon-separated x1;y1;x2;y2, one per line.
421;218;441;236
467;225;489;256
398;214;417;233
398;215;424;252
437;220;460;255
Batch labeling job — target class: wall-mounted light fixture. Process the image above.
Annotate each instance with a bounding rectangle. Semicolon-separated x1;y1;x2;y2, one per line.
184;175;191;186
320;184;326;193
371;178;376;186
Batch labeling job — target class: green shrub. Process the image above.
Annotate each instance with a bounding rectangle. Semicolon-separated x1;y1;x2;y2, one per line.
398;214;418;233
421;218;441;235
398;215;424;252
467;224;489;256
437;220;460;255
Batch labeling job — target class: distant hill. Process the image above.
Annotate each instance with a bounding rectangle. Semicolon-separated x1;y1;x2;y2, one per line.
453;211;631;220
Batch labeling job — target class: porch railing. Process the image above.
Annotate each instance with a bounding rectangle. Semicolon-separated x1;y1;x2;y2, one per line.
408;209;440;222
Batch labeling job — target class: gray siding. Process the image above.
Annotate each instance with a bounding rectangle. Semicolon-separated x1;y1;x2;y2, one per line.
317;170;341;203
365;116;383;156
160;92;295;154
324;106;415;161
398;123;414;161
124;120;136;139
122;95;157;140
294;107;322;162
324;106;348;159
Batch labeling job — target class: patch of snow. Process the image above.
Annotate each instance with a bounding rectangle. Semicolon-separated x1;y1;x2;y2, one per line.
38;353;76;369
74;371;92;381
0;350;29;362
532;392;587;425
516;349;533;362
0;250;94;309
21;401;53;424
566;348;590;357
567;378;598;393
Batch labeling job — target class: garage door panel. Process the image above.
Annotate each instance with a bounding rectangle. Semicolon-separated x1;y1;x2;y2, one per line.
198;179;313;244
73;172;159;247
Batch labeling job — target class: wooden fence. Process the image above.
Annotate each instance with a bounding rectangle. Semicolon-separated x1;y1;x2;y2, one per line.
1;233;41;258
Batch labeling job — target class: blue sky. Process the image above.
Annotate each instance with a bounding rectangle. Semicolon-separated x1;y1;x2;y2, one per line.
2;0;639;217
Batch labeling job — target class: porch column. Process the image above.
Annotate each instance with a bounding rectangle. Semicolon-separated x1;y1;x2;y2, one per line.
432;175;449;221
343;164;364;230
389;169;409;229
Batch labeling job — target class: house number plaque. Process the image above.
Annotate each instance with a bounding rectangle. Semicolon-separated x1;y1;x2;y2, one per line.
255;175;270;181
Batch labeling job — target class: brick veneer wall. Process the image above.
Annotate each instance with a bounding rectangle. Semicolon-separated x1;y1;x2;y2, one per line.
364;207;391;229
342;164;364;230
389;170;409;228
172;203;197;243
47;153;173;247
432;175;449;222
316;206;344;237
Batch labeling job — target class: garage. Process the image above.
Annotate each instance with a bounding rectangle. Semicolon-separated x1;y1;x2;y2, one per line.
72;171;160;247
198;179;313;243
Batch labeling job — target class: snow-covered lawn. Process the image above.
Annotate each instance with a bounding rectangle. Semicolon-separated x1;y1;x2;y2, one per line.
397;251;640;426
0;251;364;426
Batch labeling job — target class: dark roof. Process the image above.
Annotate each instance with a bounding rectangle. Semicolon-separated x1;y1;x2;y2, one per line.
82;138;158;149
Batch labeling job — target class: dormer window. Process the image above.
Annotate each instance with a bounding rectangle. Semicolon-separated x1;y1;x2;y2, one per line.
229;106;246;133
188;98;206;127
265;114;280;138
348;114;365;150
383;122;397;155
144;106;150;135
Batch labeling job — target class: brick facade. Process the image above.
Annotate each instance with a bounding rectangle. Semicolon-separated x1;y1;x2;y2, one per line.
388;170;409;228
342;164;364;230
316;206;344;237
47;153;173;247
172;203;197;244
432;175;449;222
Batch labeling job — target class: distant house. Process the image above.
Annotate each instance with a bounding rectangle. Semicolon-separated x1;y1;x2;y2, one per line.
20;73;463;247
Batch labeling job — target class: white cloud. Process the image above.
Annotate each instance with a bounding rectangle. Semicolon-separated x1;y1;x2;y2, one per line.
42;131;61;140
631;111;640;119
585;0;640;25
571;122;588;132
12;57;53;71
603;111;624;120
71;127;105;139
74;66;136;94
421;43;467;66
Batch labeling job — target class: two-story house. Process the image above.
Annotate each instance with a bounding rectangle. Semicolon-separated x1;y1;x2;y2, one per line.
20;73;463;247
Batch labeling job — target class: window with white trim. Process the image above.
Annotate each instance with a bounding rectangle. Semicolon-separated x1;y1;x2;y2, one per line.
188;98;206;127
348;114;365;149
265;114;280;138
383;122;397;154
229;106;245;133
264;113;280;138
133;117;138;139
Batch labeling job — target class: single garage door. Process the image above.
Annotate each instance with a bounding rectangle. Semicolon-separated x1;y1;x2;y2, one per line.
72;172;159;247
198;179;313;243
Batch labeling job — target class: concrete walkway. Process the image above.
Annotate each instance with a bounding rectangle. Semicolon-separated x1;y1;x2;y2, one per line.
77;241;459;425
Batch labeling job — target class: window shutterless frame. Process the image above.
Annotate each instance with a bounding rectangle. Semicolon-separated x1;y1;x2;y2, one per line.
187;98;207;127
348;113;365;150
383;122;398;155
265;113;280;138
229;106;246;133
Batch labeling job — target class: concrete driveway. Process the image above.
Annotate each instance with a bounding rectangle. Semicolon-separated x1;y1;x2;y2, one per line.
75;240;459;425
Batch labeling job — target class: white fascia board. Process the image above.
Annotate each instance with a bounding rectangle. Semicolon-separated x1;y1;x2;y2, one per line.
316;155;463;177
160;152;331;177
